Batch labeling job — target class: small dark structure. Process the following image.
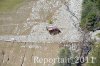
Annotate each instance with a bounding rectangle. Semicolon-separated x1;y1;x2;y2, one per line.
46;26;61;35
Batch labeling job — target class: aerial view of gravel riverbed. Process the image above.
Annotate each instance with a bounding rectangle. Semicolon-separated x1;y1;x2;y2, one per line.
0;0;100;66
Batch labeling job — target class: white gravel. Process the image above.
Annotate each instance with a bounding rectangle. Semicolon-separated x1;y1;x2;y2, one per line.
0;0;83;43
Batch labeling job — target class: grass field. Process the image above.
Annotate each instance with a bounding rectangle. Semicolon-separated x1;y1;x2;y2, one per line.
0;0;24;12
80;1;100;66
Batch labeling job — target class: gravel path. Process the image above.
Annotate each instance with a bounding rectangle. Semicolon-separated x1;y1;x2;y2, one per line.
0;0;83;43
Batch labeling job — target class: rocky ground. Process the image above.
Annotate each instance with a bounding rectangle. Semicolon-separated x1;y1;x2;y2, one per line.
0;0;83;43
0;0;84;66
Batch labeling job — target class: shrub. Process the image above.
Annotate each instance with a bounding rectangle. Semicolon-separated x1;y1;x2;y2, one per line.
86;43;100;66
55;47;72;66
48;19;53;24
80;0;100;31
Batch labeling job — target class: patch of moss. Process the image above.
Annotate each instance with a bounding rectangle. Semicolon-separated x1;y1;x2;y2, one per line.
55;47;78;66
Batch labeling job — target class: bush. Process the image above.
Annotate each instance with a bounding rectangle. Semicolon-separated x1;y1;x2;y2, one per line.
55;47;78;66
55;47;72;66
80;0;100;31
48;19;53;24
86;43;100;66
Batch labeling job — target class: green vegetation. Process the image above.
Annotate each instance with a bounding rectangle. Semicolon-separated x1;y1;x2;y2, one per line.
55;47;77;66
96;33;100;38
58;48;71;66
55;47;71;66
80;0;100;31
48;19;53;24
0;0;24;12
80;0;100;66
86;43;100;66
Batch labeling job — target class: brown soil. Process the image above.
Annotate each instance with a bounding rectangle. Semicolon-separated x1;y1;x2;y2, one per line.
0;41;60;66
0;0;36;35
